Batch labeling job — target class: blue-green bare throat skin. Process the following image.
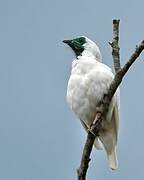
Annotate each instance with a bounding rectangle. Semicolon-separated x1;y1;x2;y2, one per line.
63;37;86;57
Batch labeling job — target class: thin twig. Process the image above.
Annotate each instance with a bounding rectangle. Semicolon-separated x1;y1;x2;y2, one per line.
77;20;144;180
109;19;121;72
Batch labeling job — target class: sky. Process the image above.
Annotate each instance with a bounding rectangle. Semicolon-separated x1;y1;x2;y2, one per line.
0;0;144;179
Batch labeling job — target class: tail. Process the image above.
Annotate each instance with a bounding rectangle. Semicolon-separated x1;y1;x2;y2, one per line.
94;137;118;169
99;103;119;170
99;131;118;170
107;147;118;170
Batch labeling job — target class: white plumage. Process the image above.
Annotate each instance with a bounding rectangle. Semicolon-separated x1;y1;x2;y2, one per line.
64;36;120;170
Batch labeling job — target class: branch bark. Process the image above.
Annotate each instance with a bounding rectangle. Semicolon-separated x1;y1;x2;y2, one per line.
77;20;144;180
109;19;121;72
77;114;103;180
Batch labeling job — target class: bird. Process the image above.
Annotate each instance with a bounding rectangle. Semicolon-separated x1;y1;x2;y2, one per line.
63;36;120;170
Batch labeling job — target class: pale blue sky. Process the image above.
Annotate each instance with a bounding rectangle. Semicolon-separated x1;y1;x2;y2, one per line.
0;0;144;179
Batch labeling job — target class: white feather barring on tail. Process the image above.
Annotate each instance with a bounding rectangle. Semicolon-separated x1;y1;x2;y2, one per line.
64;36;120;170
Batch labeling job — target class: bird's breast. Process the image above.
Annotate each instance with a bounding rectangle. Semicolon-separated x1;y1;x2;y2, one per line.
67;62;114;126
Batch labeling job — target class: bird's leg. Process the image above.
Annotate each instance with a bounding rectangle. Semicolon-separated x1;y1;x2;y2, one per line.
93;112;101;125
88;107;104;136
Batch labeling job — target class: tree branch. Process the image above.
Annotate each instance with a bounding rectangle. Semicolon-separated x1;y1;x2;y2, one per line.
77;20;144;180
77;132;95;180
77;113;103;180
109;19;121;72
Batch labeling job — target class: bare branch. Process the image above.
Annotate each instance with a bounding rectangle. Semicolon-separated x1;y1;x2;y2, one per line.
107;40;144;102
109;19;121;72
77;20;144;180
77;132;95;180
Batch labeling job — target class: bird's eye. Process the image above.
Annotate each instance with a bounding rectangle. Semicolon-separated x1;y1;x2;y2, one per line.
78;38;85;45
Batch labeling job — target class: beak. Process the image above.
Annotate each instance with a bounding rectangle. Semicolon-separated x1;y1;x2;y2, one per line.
62;39;72;45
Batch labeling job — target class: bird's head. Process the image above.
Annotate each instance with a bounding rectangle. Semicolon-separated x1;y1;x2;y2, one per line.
63;36;102;61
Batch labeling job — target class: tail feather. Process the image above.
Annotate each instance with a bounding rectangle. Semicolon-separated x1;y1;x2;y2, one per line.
107;148;118;170
98;104;119;170
99;131;118;170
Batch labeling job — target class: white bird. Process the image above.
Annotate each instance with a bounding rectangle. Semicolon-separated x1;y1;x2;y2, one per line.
63;36;120;170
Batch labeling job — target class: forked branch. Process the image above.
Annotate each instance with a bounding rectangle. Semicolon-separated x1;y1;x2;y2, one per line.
77;20;144;180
